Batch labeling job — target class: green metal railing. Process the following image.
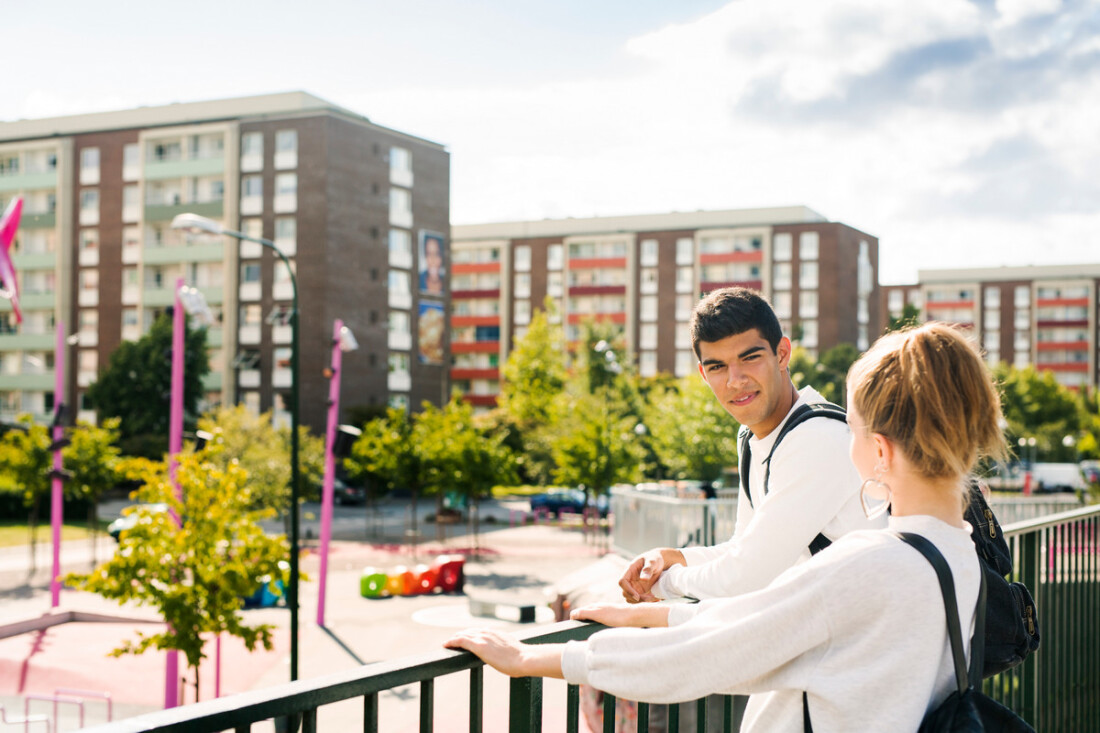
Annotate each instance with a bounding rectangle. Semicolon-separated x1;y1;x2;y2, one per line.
79;504;1100;733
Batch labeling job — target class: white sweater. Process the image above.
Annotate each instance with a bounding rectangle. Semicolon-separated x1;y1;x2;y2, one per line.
655;386;882;601
562;515;980;733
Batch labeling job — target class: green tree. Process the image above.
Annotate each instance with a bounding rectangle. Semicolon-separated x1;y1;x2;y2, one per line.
644;375;740;482
86;312;210;456
65;448;289;699
63;418;123;565
789;343;861;406
345;407;424;538
551;389;645;500
0;415;53;569
995;364;1084;462
886;303;922;333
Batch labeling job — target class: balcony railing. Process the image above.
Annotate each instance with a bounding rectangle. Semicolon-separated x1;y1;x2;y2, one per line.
80;503;1100;733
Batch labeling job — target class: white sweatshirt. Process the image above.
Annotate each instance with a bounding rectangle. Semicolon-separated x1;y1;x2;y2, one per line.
655;386;881;601
562;515;980;733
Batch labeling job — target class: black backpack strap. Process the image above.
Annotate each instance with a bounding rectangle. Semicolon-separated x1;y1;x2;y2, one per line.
761;402;847;494
738;427;753;506
895;532;988;695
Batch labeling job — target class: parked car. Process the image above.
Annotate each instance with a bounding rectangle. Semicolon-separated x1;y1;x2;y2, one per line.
1030;463;1086;493
529;488;609;517
107;503;168;542
333;478;367;506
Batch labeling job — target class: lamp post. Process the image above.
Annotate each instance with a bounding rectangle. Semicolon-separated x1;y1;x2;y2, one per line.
316;320;358;628
171;213;303;682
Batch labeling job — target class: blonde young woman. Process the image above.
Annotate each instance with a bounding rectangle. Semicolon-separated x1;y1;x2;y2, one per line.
445;323;1007;732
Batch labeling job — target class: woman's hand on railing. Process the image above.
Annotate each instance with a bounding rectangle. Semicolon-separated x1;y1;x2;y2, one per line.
444;629;566;679
570;602;671;628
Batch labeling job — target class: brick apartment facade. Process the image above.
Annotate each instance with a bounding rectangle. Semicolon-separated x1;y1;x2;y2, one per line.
451;207;881;408
0;92;450;431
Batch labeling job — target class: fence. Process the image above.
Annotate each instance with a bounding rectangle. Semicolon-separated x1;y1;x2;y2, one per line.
80;504;1100;733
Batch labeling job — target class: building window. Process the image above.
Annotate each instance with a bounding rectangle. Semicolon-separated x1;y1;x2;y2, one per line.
676;294;694;322
389;187;412;227
639;351;658;378
390;146;413;187
514;245;531;272
514;299;531;326
121;184;140;223
640;295;658;322
514;272;531;298
799;231;819;260
676;237;694;266
274;173;297;213
1015;286;1030;308
547;271;563;297
773;291;792;319
773;233;792;262
773;263;792;290
799;290;818;318
241;132;263;172
241;175;263;215
79;229;98;266
674;350;694;377
79;189;99;226
547;243;563;271
274;217;296;256
389;228;412;269
639;323;658;350
800;262;818;290
640;268;659;294
801;319;819;348
80;147;100;186
274;130;298;169
676;266;694;294
1014;310;1030;330
640;239;659;267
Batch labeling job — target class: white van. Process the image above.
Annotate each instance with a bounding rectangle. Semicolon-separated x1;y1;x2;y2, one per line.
1030;463;1086;493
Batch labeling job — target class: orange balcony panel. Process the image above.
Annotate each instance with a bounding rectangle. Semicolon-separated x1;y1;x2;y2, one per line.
451;341;500;354
1037;341;1090;351
451;315;501;328
925;300;975;309
1036;297;1089;307
701;280;763;293
450;368;500;381
566;312;627;325
463;394;499;407
452;262;501;274
1037;363;1090;373
452;289;501;300
699;251;764;265
568;257;627;269
568;285;627;296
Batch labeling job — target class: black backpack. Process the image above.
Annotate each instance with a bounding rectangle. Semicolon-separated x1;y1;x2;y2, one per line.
804;533;1035;732
737;401;848;555
738;402;1040;678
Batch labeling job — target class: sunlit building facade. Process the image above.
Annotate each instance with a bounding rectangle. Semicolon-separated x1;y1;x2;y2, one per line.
452;207;880;409
0;92;450;430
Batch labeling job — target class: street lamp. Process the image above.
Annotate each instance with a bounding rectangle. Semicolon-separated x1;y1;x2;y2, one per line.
171;213;303;682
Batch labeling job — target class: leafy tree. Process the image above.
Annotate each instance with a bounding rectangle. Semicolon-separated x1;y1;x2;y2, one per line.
63;418;123;565
995;364;1084;462
65;448;289;699
886;303;922;333
551;389;645;500
345;407;424;538
789;343;861;406
644;375;740;482
86;312;210;456
0;415;52;569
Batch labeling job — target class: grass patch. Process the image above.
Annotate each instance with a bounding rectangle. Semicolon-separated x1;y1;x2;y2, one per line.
0;521;110;548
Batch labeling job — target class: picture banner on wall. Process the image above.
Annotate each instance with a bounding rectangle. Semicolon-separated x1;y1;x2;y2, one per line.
418;301;445;364
418;230;446;296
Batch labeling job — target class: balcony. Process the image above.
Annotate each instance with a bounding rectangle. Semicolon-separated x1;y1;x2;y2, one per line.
144;156;225;181
463;393;498;408
453;262;501;274
450;367;500;381
451;315;500;328
453;289;502;300
566;313;626;325
452;341;500;354
567;285;626;297
568;257;627;269
700;279;763;293
76;504;1099;733
145;200;224;223
698;251;763;265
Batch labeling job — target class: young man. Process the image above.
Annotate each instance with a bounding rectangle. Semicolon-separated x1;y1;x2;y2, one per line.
619;287;884;602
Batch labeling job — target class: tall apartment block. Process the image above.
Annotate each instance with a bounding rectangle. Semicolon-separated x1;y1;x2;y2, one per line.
451;207;880;408
883;264;1100;390
0;92;450;431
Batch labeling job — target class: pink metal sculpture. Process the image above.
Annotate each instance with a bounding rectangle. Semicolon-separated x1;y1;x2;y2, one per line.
0;197;23;323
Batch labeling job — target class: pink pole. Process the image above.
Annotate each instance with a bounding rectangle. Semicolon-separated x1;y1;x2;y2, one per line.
316;319;343;627
215;634;221;698
165;278;185;709
50;321;65;607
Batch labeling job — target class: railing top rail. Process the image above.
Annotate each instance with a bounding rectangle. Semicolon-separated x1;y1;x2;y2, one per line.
1002;502;1100;537
79;620;603;733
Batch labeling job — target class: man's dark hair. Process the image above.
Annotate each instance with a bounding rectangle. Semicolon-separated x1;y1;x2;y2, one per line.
690;287;783;359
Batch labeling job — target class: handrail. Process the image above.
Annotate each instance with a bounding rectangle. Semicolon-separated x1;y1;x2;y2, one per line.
78;621;603;733
1001;502;1100;536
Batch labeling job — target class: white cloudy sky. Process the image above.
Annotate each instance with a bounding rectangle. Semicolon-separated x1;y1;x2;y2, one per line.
4;0;1098;283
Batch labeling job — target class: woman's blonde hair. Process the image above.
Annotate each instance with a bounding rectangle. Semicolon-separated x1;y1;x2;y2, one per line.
847;322;1008;481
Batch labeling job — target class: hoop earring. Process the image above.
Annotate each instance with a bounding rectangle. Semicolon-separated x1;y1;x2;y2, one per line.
860;476;892;520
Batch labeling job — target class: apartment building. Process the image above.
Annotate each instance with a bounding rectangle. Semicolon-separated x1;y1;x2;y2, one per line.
0;92;450;431
883;264;1100;390
451;207;880;408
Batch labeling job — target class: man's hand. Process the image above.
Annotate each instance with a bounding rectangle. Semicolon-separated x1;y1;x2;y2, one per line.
444;629;564;678
618;548;685;603
570;601;670;628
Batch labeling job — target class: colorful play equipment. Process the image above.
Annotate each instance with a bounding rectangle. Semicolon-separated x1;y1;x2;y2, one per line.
360;554;465;598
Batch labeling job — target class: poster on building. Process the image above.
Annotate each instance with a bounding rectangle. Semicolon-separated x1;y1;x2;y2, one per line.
418;230;446;296
418;301;445;364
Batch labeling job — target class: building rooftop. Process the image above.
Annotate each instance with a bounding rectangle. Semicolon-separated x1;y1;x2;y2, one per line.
917;263;1100;283
453;205;828;240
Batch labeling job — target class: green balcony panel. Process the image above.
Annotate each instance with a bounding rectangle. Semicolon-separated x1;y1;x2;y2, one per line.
19;212;56;229
142;241;224;265
205;328;223;344
16;293;55;310
142;287;175;308
12;253;58;271
202;372;223;392
0;333;56;350
144;200;224;223
0;171;58;192
144;156;225;181
0;373;55;391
